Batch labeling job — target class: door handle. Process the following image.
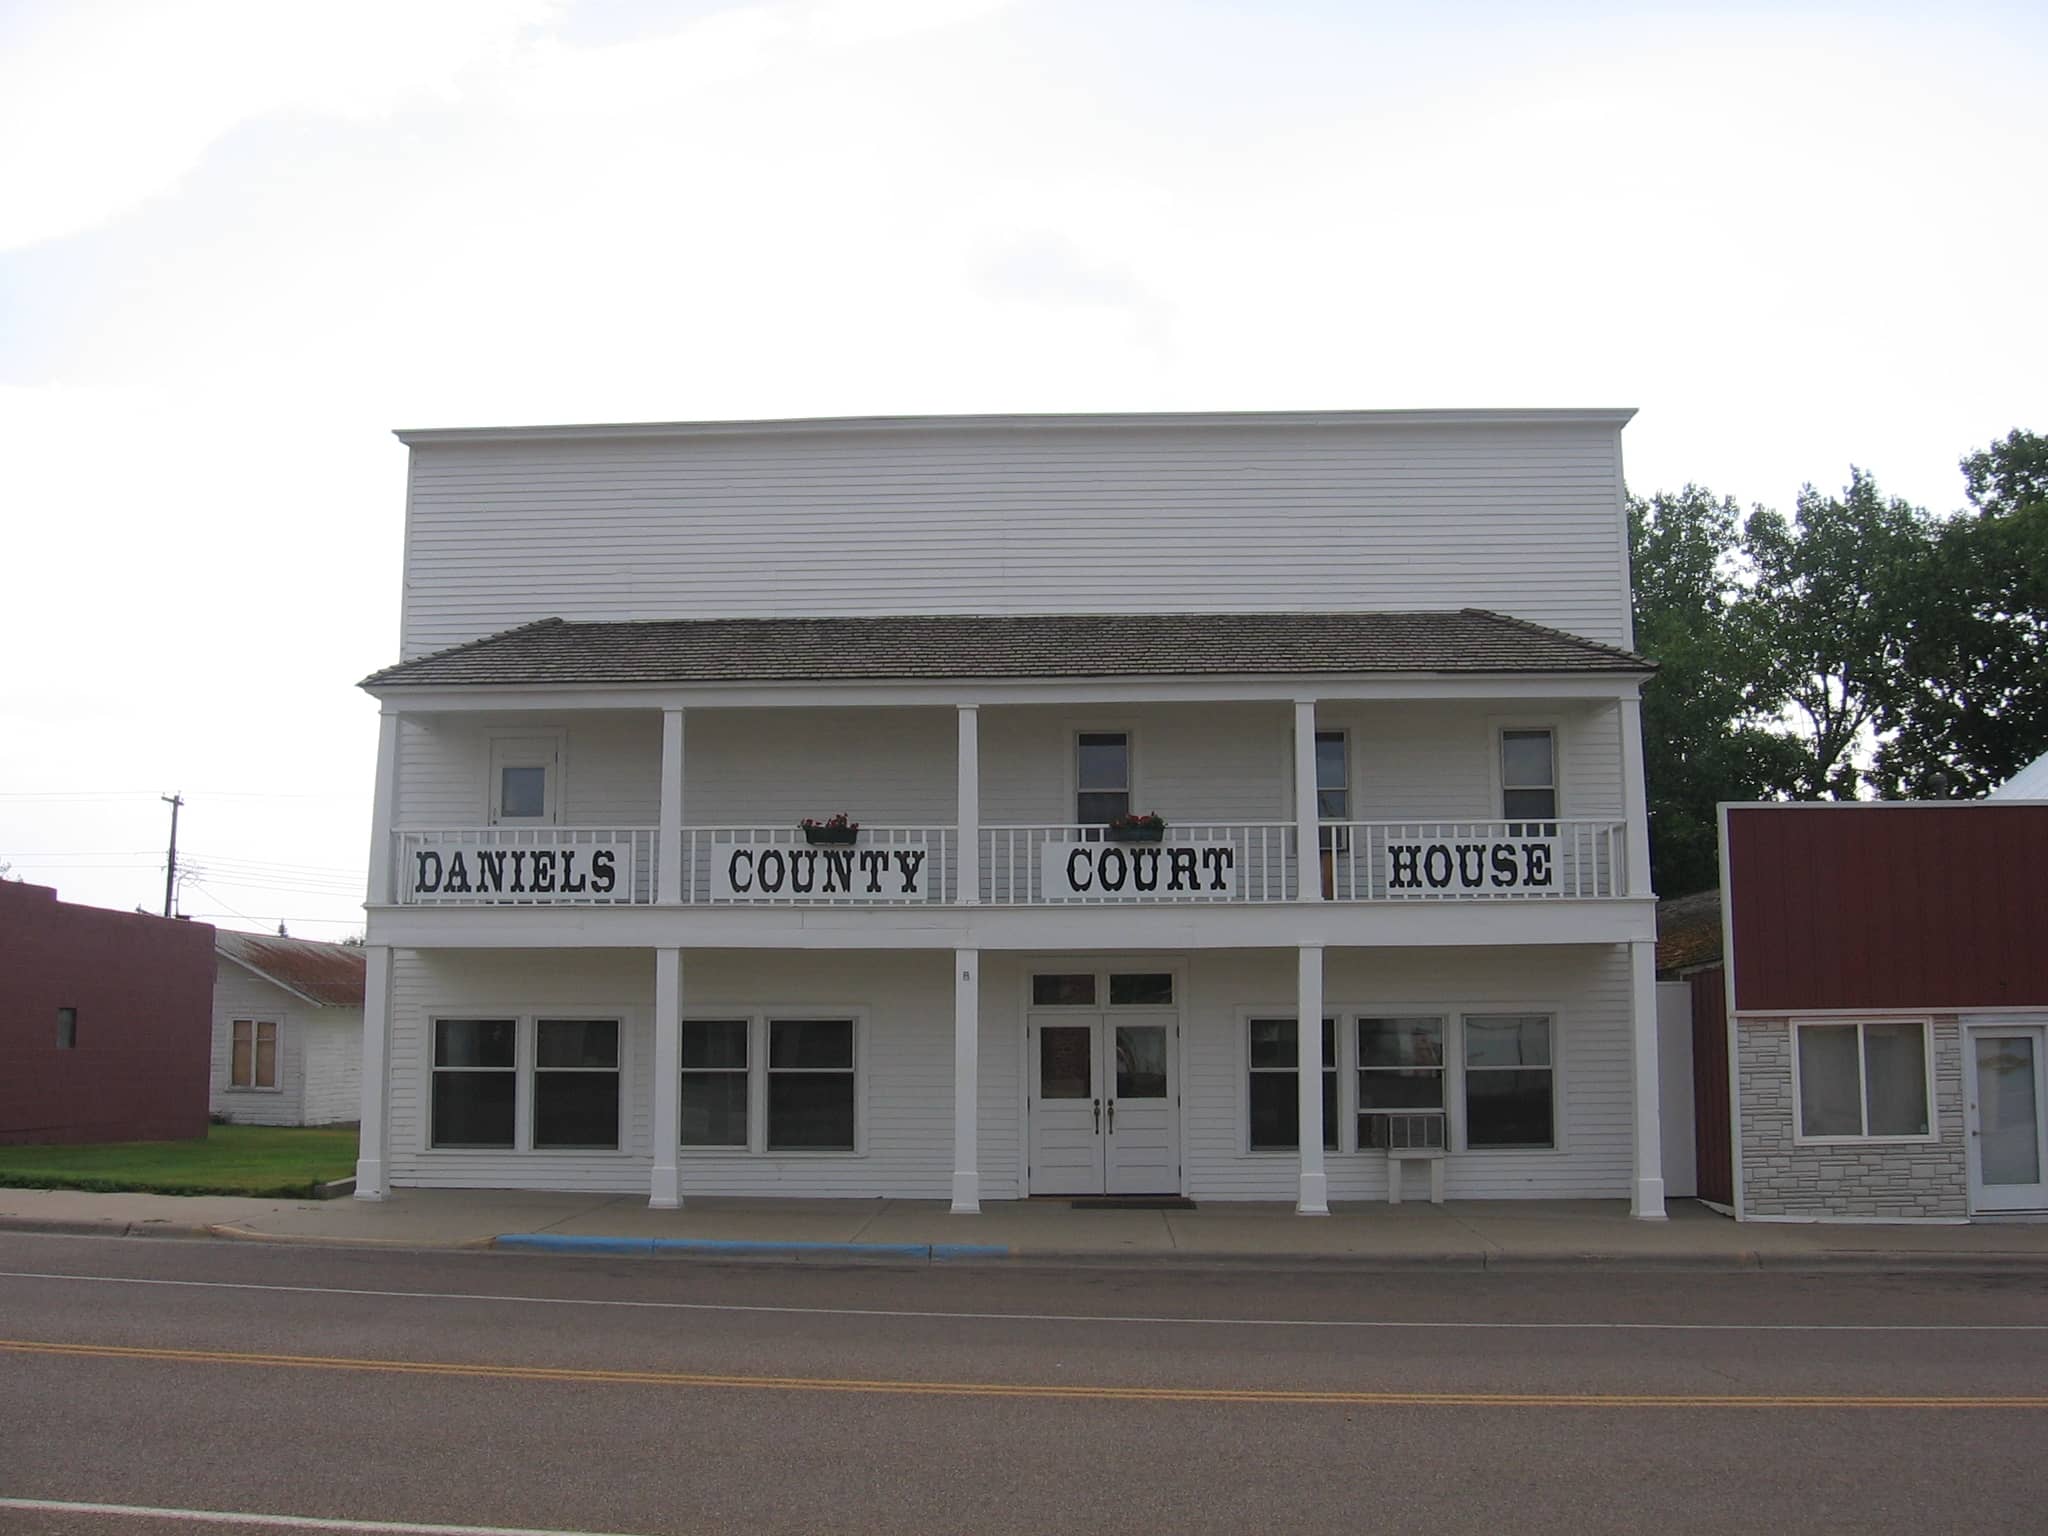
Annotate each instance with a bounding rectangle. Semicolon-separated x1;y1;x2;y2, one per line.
1092;1098;1101;1133
1107;1100;1116;1134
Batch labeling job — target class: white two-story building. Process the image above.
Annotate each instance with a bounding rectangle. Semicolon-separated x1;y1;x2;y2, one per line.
353;409;1668;1220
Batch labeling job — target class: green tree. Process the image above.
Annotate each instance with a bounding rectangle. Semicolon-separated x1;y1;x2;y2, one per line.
1740;470;1935;799
1628;486;1804;895
1871;429;2048;796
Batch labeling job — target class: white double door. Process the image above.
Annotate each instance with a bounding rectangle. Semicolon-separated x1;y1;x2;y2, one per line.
1027;1011;1180;1195
1967;1022;2048;1213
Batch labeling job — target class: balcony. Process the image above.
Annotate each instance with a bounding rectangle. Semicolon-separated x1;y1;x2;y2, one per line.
391;820;1628;907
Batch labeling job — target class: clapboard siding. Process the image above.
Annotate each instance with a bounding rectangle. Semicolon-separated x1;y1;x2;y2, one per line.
398;420;1630;658
385;948;1021;1198
300;1013;363;1125
1179;945;1633;1200
210;965;306;1125
391;701;1621;833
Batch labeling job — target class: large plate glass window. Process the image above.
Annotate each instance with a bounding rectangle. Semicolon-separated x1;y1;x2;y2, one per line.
1500;729;1557;829
1796;1020;1930;1139
533;1019;620;1149
1248;1017;1338;1151
1357;1015;1445;1148
1464;1013;1555;1148
768;1018;856;1150
681;1019;750;1147
431;1019;517;1148
1076;732;1131;825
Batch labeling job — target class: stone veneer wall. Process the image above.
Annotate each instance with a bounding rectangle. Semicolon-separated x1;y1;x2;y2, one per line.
1739;1016;1967;1219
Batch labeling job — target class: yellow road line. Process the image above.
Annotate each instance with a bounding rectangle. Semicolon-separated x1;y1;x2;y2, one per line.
3;1338;2042;1410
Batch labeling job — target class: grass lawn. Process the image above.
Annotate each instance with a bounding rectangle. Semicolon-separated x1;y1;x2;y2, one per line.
0;1124;359;1198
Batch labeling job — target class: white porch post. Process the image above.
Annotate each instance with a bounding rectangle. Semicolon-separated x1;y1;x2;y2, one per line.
1618;695;1653;899
956;705;979;905
951;948;981;1214
1296;943;1330;1214
1293;699;1323;903
353;945;393;1200
365;709;401;906
1629;938;1667;1219
658;708;686;905
650;947;683;1209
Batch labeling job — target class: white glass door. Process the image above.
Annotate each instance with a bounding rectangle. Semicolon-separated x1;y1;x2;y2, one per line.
1967;1024;2048;1213
1027;1015;1105;1195
1104;1016;1179;1195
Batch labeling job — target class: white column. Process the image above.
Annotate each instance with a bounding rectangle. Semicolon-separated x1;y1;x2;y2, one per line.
956;705;979;905
951;948;981;1214
1296;943;1329;1214
1629;938;1667;1219
650;947;683;1209
366;709;401;905
1292;699;1322;903
658;708;686;905
1618;695;1653;898
353;945;393;1200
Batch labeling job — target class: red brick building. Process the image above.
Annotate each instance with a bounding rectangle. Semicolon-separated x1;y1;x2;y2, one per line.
0;882;216;1145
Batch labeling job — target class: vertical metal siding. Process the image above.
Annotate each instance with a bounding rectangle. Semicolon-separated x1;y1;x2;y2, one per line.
1688;965;1732;1206
1726;805;2048;1013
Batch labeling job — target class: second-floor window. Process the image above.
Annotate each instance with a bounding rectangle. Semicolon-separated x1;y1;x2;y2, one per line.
490;735;559;825
1076;731;1130;825
1500;728;1557;824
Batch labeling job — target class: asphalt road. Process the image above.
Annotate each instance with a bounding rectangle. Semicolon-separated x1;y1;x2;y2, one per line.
1;1233;2044;1535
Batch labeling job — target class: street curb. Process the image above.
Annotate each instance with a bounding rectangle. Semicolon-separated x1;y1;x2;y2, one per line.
0;1216;215;1241
206;1223;497;1250
491;1233;1013;1262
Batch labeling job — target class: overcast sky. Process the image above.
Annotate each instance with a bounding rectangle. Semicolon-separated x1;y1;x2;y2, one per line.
3;0;2043;935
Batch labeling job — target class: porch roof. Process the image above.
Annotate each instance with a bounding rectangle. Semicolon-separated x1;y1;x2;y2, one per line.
361;609;1653;691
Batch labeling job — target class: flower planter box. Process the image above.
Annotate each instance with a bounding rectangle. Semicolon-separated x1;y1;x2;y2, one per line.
802;826;859;846
1105;825;1165;844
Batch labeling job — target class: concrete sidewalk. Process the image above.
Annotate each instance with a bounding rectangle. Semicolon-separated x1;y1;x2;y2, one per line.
3;1186;2047;1269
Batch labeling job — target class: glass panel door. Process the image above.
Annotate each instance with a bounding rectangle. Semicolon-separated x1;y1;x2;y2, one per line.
1104;1019;1179;1195
1970;1027;2048;1212
1028;1017;1106;1195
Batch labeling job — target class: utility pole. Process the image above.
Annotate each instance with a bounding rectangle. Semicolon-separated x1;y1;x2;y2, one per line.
162;793;184;917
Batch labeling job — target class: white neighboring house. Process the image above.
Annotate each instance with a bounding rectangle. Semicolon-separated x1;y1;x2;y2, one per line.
1987;749;2048;800
353;408;1669;1219
212;932;366;1126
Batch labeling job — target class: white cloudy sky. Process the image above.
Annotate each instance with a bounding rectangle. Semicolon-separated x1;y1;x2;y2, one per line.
3;0;2043;934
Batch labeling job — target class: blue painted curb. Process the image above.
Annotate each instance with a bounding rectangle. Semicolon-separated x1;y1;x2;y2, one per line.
494;1233;1012;1261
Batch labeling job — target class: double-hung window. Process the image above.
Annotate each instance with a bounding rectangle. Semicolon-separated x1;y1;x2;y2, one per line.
1356;1015;1446;1147
533;1019;621;1149
680;1015;860;1153
230;1018;280;1090
430;1016;621;1151
1795;1020;1931;1140
1463;1013;1555;1148
1076;732;1130;825
432;1019;518;1147
1500;728;1557;831
1247;1017;1338;1151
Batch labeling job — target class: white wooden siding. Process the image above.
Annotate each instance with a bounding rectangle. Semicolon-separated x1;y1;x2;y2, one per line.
389;701;1621;834
1179;944;1634;1200
210;964;305;1125
399;420;1630;659
300;1012;363;1126
380;943;1632;1199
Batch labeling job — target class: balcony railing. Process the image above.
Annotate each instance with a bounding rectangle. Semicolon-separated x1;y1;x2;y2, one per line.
981;823;1294;904
1319;820;1625;901
396;827;657;905
684;826;955;905
388;819;1627;905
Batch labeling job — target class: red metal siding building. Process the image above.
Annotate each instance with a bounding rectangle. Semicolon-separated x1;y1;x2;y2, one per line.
1721;803;2048;1220
0;882;216;1145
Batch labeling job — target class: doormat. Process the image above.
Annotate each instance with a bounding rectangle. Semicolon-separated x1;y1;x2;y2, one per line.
1069;1197;1197;1210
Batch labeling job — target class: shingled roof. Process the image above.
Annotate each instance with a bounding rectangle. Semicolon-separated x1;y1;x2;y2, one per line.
216;931;367;1009
362;610;1652;690
1656;889;1724;977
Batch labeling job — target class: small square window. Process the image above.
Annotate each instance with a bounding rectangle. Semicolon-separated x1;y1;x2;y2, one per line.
500;765;547;820
56;1007;78;1049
